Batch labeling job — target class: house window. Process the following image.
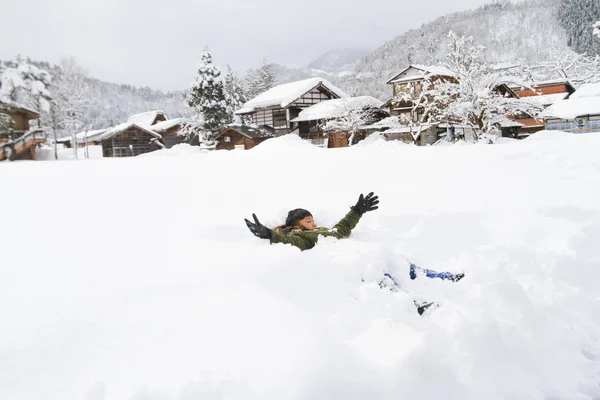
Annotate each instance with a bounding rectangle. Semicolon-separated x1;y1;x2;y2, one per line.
272;110;287;128
224;136;231;142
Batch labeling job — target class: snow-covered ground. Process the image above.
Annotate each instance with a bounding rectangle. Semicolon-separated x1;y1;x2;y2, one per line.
1;133;600;400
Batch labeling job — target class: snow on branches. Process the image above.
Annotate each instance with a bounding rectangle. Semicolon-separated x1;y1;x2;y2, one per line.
187;50;229;140
0;55;52;114
392;32;544;140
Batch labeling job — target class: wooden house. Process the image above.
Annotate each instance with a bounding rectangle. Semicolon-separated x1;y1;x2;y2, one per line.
126;110;167;127
0;98;45;161
59;128;109;149
149;118;189;148
289;96;387;148
234;78;347;136
215;125;276;150
100;123;163;157
509;80;576;135
386;65;457;122
541;83;600;134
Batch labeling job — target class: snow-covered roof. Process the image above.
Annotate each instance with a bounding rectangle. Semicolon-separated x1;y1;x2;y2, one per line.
235;78;348;114
361;116;403;130
0;96;40;118
386;65;456;85
290;96;383;122
541;96;600;120
569;83;600;100
218;124;276;139
149;118;189;133
99;123;162;140
75;128;109;141
126;110;165;127
518;92;569;108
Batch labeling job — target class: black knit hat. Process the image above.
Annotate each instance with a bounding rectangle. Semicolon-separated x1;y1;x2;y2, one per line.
285;208;313;227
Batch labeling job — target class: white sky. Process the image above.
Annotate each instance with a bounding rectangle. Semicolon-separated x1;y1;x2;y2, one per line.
2;0;497;91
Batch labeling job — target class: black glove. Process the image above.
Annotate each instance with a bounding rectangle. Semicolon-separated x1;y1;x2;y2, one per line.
352;192;379;215
452;273;465;282
244;213;272;240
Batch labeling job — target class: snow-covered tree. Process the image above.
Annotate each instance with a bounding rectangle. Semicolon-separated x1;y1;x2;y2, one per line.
395;32;541;141
526;48;600;84
223;65;247;124
321;107;386;145
245;61;276;99
0;55;52;119
558;0;600;55
594;21;600;40
187;50;228;139
52;57;91;159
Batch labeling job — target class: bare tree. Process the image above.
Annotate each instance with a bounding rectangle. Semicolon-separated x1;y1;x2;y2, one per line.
52;57;91;159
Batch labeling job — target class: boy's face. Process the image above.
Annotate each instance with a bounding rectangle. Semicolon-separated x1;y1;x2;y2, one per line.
297;216;317;230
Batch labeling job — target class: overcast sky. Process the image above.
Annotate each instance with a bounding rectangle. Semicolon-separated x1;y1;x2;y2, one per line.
2;0;496;91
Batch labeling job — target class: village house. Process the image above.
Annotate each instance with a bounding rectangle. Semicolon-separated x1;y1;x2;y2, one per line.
100;123;163;157
147;118;189;148
58;110;189;155
385;65;457;121
0;98;45;161
289;96;387;148
214;125;276;150
234;78;348;137
541;83;600;134
510;79;576;135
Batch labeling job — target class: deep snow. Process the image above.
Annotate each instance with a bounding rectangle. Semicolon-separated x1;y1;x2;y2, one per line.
1;133;600;400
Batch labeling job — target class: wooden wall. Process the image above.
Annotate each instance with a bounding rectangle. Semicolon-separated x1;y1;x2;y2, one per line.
102;127;157;157
216;129;268;150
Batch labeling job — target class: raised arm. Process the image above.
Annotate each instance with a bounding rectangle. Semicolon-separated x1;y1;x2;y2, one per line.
331;192;379;238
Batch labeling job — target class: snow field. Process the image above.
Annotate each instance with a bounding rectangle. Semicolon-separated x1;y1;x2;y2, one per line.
1;133;600;400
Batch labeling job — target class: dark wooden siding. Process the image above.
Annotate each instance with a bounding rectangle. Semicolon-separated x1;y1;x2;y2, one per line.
101;126;158;157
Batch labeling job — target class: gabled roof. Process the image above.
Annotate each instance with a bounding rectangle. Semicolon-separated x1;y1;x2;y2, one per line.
235;78;348;114
386;65;456;85
150;118;189;133
217;124;277;140
99;123;162;140
290;96;384;122
126;110;166;127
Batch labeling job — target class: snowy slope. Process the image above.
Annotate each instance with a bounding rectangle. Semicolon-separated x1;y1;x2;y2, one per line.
1;133;600;400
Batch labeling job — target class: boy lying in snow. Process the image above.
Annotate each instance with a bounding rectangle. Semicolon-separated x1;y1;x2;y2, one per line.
244;192;464;313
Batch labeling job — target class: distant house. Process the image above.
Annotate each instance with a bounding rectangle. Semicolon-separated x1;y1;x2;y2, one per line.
100;123;163;157
541;83;600;134
0;98;45;161
386;65;457;121
149;118;189;148
510;79;576;135
59;128;109;149
126;110;167;127
364;116;441;145
289;96;387;147
235;78;348;136
215;125;276;150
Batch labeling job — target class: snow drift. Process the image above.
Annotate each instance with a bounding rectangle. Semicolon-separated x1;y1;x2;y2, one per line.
1;133;600;400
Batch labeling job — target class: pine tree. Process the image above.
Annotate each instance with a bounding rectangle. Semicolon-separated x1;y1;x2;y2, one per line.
245;60;276;99
223;65;246;124
187;50;228;137
558;0;600;55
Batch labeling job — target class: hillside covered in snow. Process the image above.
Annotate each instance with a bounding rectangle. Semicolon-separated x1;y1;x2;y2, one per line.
338;0;569;98
1;133;600;400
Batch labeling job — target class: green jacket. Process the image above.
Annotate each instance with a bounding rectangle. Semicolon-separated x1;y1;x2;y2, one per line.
270;209;362;251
